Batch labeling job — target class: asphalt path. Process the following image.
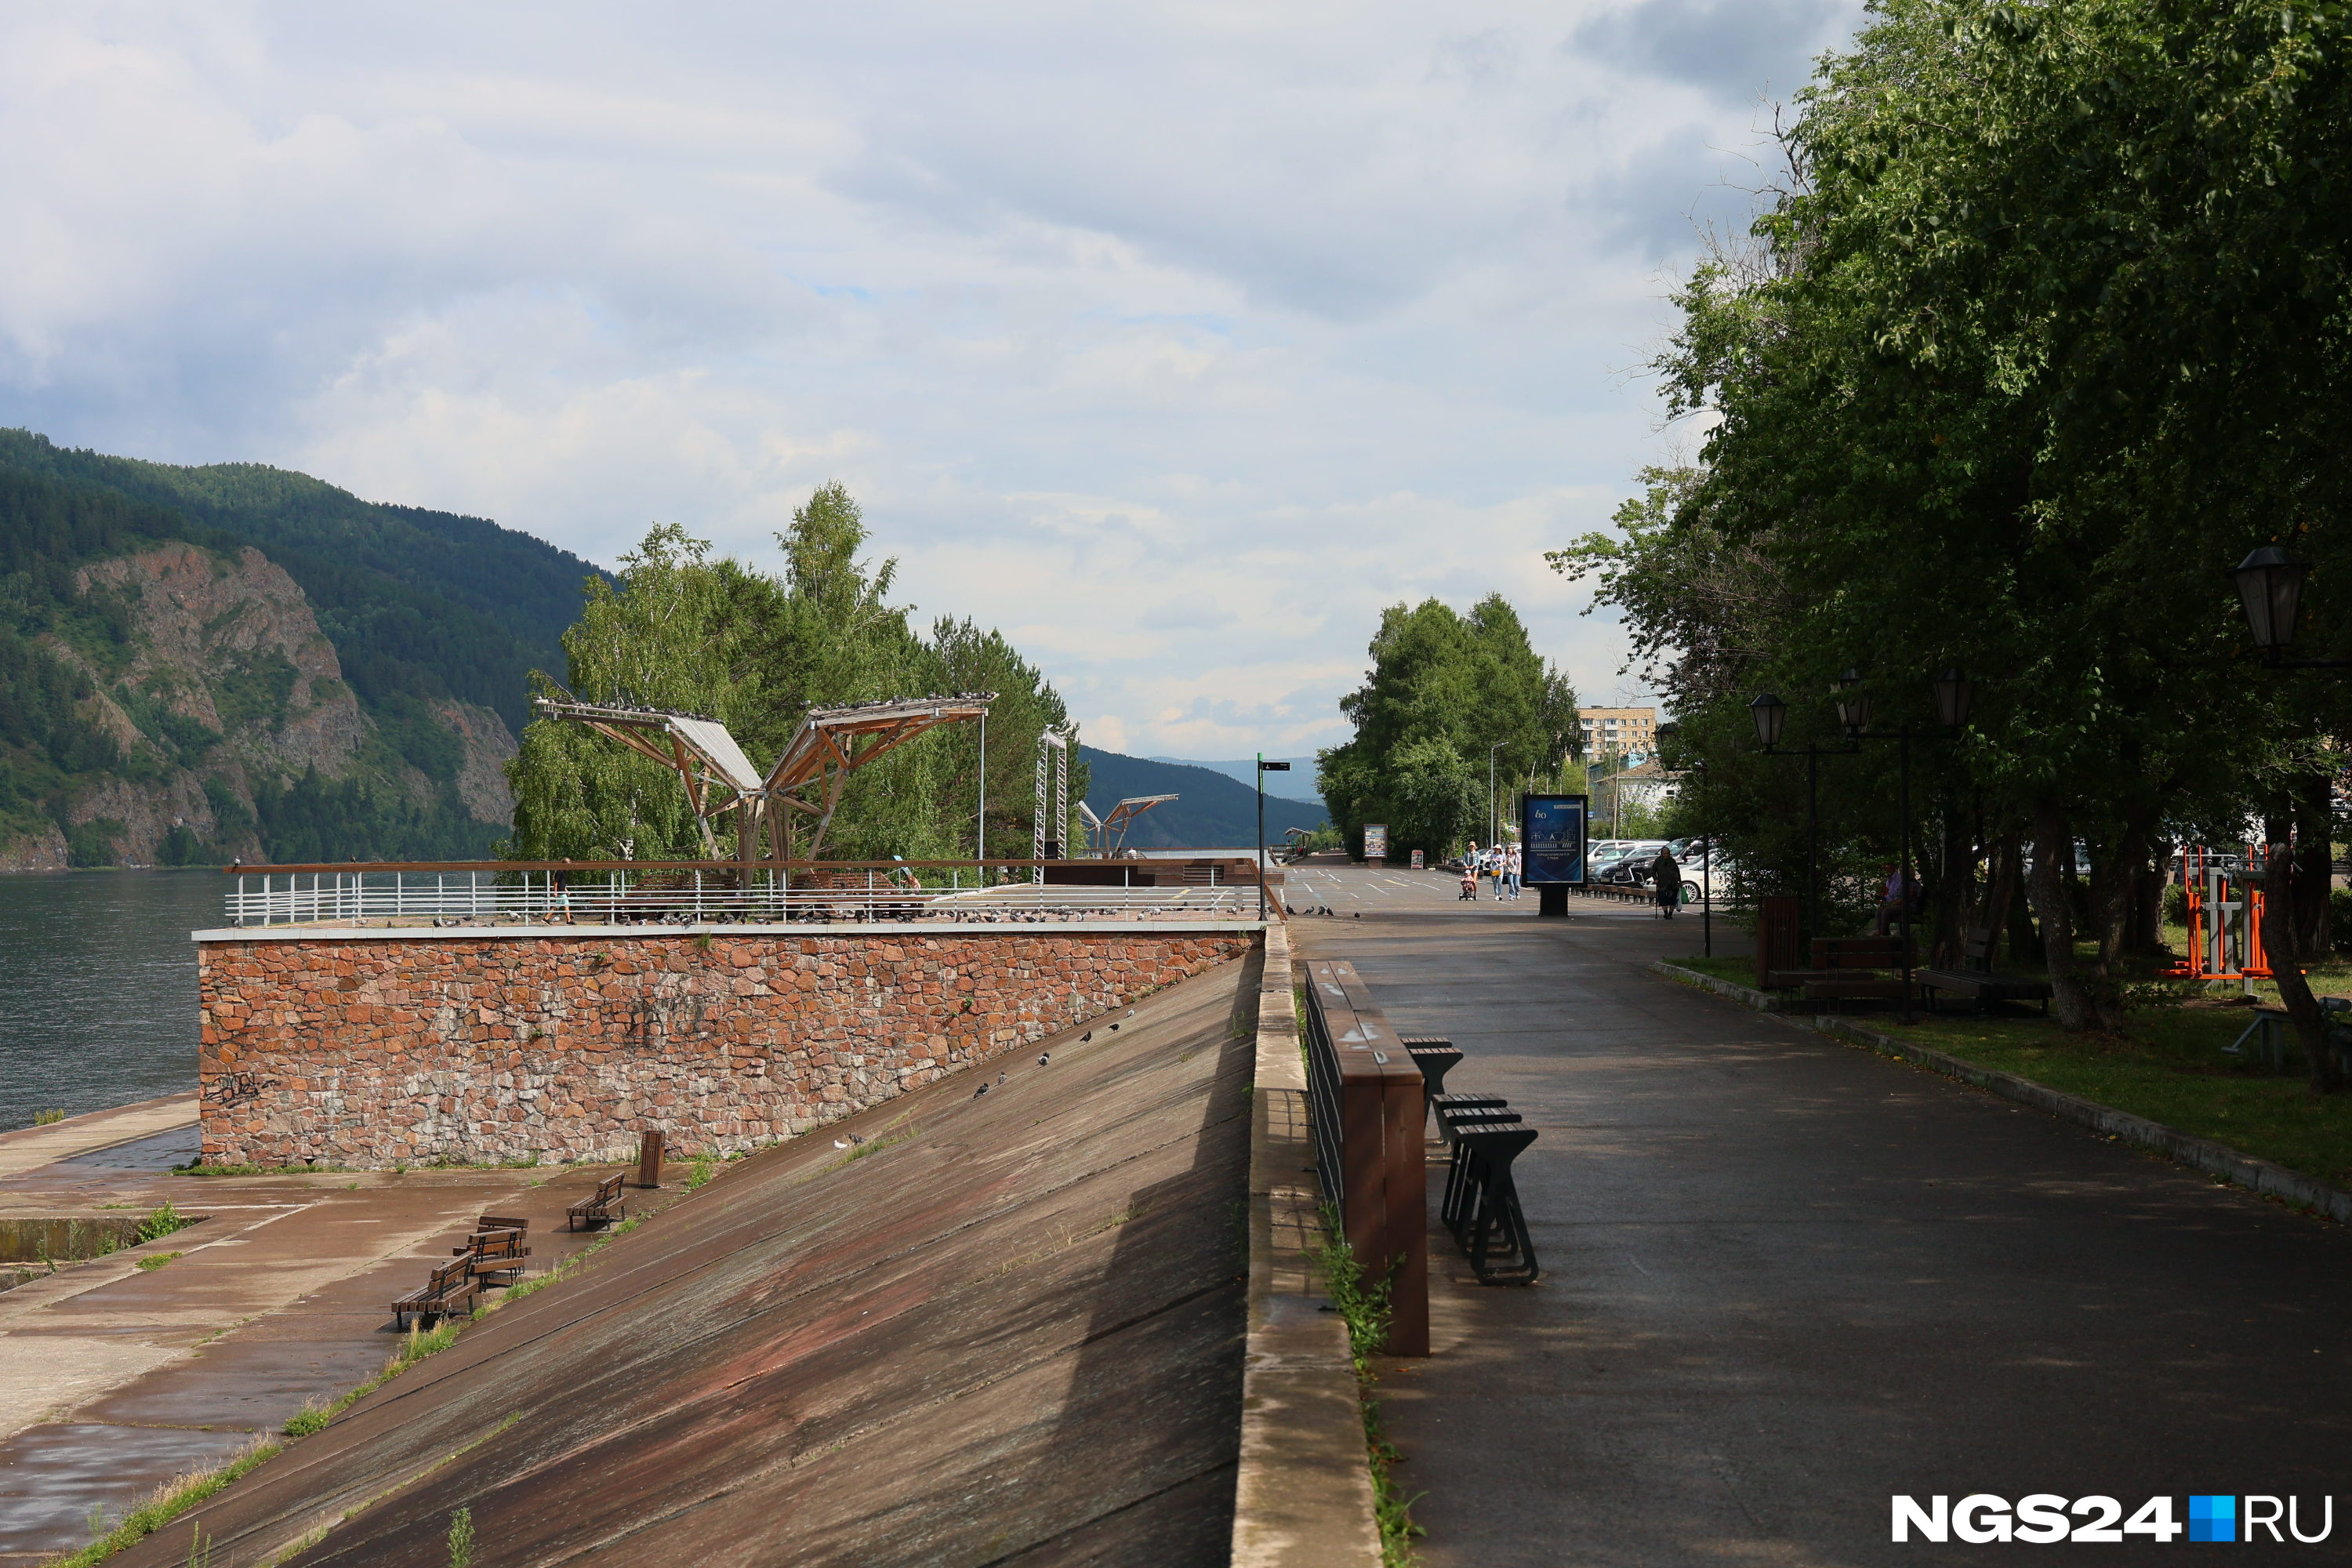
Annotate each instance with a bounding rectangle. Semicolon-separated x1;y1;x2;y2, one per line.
1288;866;2352;1566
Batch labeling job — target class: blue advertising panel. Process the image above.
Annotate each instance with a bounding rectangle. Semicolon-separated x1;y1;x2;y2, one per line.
1521;794;1587;884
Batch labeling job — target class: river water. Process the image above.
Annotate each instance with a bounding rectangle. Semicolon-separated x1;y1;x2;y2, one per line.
0;870;222;1133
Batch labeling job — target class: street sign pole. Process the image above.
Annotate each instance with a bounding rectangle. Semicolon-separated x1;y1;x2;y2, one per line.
1257;758;1293;923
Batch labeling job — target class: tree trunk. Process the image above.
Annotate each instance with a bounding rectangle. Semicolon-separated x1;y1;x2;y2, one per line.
2293;772;2333;956
2262;817;2342;1094
2129;845;2169;956
1981;833;2021;956
2080;816;2143;1032
2005;853;2043;964
2027;801;2098;1030
1929;804;1973;968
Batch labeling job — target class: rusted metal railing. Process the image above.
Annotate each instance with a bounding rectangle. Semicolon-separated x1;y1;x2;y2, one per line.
1301;958;1428;1356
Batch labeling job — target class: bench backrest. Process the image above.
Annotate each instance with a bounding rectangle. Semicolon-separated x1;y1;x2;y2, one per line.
1962;927;1998;971
1812;937;1902;969
430;1258;472;1294
466;1230;523;1257
597;1173;626;1203
477;1214;529;1235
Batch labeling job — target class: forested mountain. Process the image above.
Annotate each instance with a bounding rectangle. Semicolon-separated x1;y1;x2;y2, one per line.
1079;746;1327;849
0;430;606;869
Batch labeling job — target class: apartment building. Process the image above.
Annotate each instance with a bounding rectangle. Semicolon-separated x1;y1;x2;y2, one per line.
1577;706;1657;757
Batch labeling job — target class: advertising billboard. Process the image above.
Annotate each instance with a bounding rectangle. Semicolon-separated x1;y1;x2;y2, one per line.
1520;794;1587;884
1363;823;1388;861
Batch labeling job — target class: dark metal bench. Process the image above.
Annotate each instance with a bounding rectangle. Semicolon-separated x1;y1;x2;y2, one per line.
1916;927;2053;1015
566;1172;627;1232
392;1258;479;1329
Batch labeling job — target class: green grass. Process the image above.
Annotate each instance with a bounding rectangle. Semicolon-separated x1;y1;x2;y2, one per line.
1868;1007;2352;1190
1668;954;1755;985
48;1437;282;1566
1313;1218;1424;1568
135;1252;182;1272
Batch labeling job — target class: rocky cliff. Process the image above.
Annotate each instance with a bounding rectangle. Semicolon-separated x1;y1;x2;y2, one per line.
1;542;517;869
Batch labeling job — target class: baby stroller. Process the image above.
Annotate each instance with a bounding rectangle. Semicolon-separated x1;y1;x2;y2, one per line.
1458;866;1479;901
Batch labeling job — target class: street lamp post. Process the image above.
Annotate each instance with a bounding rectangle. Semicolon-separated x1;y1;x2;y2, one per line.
1827;667;1975;1025
1258;757;1292;923
1657;722;1711;957
1489;742;1506;848
2230;544;2352;1092
1748;691;1852;956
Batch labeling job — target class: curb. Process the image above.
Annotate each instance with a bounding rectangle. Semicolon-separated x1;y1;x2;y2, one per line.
1648;961;2352;1226
1232;924;1383;1567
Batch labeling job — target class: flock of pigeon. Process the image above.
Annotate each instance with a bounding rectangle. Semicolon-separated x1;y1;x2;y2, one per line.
1290;904;1359;918
968;1007;1136;1098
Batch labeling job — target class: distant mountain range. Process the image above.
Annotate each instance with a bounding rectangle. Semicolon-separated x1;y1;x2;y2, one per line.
1144;754;1323;809
0;429;606;869
1079;746;1328;849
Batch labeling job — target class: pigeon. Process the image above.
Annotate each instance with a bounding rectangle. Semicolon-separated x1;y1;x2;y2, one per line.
1080;1031;1093;1043
996;1073;1007;1083
974;1082;989;1098
1037;1052;1051;1067
834;1139;850;1149
1126;1008;1137;1018
1109;1023;1120;1033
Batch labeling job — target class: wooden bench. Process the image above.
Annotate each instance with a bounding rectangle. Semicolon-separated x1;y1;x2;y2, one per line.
392;1258;479;1330
567;1172;627;1232
1762;936;1908;1004
1916;927;2053;1015
475;1214;529;1236
452;1228;532;1287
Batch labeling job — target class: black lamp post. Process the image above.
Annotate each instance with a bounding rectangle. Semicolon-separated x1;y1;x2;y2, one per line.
1751;670;1974;1014
1835;668;1975;1024
2234;546;2352;669
1658;722;1711;957
1748;691;1854;956
1258;757;1290;922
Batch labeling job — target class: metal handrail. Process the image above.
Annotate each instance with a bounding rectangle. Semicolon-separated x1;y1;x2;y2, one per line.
218;868;1258;928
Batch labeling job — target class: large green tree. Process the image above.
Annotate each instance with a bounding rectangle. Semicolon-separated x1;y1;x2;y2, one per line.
507;487;1080;864
1317;594;1577;860
1561;0;2352;1076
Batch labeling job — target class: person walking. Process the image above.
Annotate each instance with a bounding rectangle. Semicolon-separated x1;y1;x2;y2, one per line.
1458;854;1479;902
1504;842;1523;900
1650;844;1681;919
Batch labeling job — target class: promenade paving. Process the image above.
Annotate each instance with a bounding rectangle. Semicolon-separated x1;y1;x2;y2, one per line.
1286;865;2352;1566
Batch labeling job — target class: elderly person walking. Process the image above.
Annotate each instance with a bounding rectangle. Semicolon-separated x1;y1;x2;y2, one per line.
1650;844;1681;919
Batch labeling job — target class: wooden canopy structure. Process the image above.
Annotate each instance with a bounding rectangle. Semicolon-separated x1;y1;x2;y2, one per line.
533;692;995;866
1081;793;1178;851
763;694;996;861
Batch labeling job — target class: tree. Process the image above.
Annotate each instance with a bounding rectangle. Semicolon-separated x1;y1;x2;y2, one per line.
506;489;1081;864
1563;0;2352;1055
1317;594;1576;860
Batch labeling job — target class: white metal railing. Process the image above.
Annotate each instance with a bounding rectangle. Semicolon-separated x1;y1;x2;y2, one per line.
220;869;1259;928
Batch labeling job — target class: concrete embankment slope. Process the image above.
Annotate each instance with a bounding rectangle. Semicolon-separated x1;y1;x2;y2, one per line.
130;952;1260;1567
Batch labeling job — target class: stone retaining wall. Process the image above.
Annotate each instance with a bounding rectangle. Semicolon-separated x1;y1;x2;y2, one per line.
197;927;1254;1167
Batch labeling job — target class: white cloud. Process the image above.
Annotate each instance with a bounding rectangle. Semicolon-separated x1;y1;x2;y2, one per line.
0;0;1864;754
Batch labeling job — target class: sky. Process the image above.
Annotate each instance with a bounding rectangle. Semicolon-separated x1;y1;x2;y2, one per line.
0;0;1867;757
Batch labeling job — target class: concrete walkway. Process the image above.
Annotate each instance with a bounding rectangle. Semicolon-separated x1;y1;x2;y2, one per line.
0;1120;654;1565
1289;866;2352;1566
